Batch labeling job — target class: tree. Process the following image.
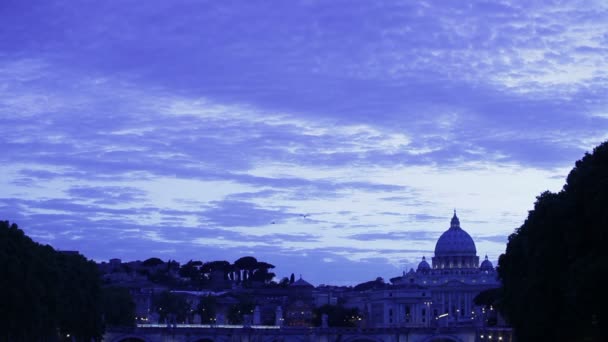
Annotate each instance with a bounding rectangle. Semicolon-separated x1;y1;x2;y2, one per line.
227;295;255;324
313;304;360;327
152;291;191;324
498;141;608;342
234;256;258;284
278;277;290;288
142;257;164;267
196;295;217;324
179;260;204;285
102;286;136;327
251;268;276;284
0;221;104;341
56;252;104;340
353;277;385;291
473;288;501;327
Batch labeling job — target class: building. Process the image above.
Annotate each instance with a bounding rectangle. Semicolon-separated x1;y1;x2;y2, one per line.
284;276;315;326
349;212;501;329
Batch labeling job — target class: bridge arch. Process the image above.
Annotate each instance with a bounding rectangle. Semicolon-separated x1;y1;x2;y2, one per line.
188;337;233;342
111;335;148;342
420;335;464;342
343;336;384;342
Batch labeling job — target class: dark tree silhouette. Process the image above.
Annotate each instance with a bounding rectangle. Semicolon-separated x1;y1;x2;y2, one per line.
152;291;190;324
179;260;204;285
142;257;164;267
0;221;104;341
234;256;258;283
250;267;276;284
102;286;136;327
313;304;360;327
353;277;386;291
227;295;255;324
279;277;290;287
196;295;217;324
498;141;608;342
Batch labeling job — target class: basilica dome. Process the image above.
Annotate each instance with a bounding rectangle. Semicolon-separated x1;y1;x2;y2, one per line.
480;255;494;271
417;256;430;272
434;212;477;257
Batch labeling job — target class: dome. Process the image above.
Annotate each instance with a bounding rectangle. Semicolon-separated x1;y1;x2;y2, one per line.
480;255;494;271
417;256;431;272
434;211;477;257
416;257;431;272
290;275;314;288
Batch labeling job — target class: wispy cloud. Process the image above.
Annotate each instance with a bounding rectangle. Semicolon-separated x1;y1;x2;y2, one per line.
1;0;606;285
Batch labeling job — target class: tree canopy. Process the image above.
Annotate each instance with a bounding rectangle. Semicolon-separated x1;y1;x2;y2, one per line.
102;286;136;327
142;257;164;267
0;220;104;341
313;304;360;327
353;277;386;291
152;291;191;324
498;141;608;342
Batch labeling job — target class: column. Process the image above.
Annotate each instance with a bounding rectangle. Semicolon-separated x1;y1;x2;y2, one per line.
448;292;452;315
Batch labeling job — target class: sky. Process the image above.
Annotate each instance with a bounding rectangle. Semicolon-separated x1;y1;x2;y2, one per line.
1;0;607;286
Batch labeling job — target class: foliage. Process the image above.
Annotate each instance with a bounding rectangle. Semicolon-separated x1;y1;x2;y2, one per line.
196;295;217;324
179;260;206;287
0;220;104;341
142;257;164;267
498;141;608;342
249;267;276;284
234;256;258;269
234;256;258;284
152;291;191;324
102;286;136;327
56;252;104;339
227;295;255;324
312;304;360;327
353;277;386;291
473;288;502;308
278;277;290;287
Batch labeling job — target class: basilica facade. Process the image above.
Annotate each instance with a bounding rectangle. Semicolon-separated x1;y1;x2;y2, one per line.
350;212;501;329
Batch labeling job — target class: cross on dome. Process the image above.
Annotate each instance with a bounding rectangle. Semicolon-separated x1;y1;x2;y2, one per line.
450;210;460;228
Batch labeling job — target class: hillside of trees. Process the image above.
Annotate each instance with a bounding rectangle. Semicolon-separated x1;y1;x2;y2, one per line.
100;255;283;290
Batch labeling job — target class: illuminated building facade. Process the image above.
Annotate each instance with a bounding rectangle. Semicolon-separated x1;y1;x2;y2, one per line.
354;212;501;329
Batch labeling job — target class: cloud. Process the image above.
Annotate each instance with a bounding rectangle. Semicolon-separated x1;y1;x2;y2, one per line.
348;231;439;242
198;200;293;227
477;234;509;244
1;0;607;285
66;186;148;205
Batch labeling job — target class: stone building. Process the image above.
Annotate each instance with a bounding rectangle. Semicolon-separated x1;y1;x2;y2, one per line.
351;212;501;328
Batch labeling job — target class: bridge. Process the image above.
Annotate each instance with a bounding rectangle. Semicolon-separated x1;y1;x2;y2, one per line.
103;324;513;342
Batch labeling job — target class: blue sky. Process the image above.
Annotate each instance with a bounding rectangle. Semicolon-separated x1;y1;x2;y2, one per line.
1;0;607;285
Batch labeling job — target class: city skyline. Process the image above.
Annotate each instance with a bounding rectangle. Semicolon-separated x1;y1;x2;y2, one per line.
2;0;607;285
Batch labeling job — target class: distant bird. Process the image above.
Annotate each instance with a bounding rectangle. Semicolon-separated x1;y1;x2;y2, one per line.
271;221;276;224
300;214;309;218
